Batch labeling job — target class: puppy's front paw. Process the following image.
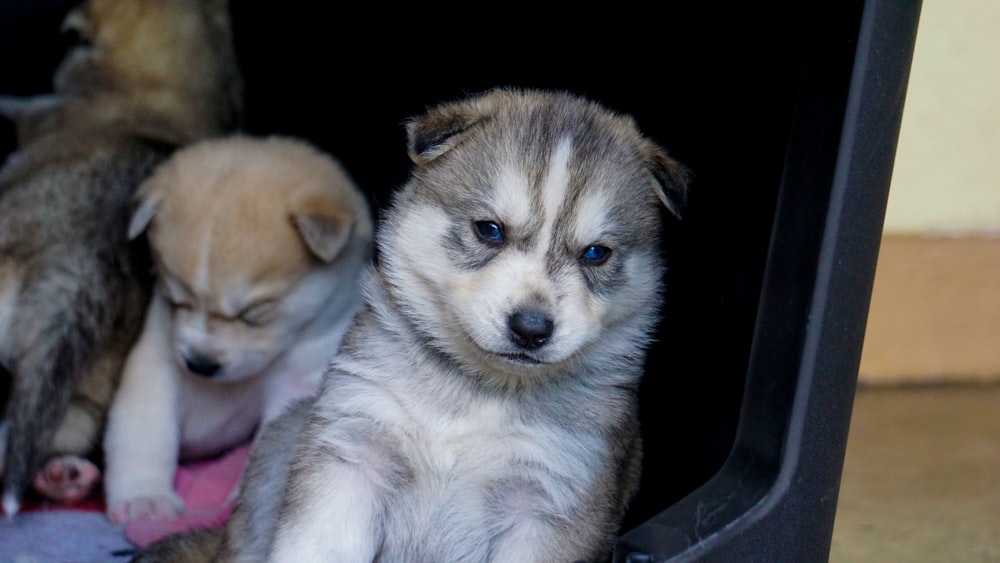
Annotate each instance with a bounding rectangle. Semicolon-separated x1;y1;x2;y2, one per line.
33;455;101;504
108;491;186;524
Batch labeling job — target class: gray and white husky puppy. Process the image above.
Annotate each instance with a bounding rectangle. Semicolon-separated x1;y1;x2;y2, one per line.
0;0;242;516
135;87;688;563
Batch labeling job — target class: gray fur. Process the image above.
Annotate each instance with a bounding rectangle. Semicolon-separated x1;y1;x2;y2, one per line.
134;88;688;562
0;0;241;515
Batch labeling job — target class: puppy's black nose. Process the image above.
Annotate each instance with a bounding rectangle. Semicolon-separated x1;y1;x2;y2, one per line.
508;309;554;350
184;353;221;377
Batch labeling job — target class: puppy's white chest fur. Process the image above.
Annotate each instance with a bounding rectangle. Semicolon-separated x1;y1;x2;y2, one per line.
176;371;267;459
321;361;599;514
175;310;347;458
413;399;578;478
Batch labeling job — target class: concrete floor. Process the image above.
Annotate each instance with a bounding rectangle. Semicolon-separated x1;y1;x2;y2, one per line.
829;383;1000;562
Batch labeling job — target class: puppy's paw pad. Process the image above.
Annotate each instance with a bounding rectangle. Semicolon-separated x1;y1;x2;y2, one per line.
108;493;185;524
33;455;101;504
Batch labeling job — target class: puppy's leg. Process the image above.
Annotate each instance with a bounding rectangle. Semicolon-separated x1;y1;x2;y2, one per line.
2;267;111;517
268;416;406;561
483;471;615;563
34;333;137;504
485;487;584;563
104;295;184;523
220;398;311;561
32;454;100;505
36;394;106;504
131;399;314;562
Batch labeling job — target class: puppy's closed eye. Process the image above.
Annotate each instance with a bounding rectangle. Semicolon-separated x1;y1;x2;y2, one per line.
238;300;278;326
159;277;194;310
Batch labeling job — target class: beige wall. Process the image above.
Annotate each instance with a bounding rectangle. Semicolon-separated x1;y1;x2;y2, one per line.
883;0;1000;235
859;1;1000;384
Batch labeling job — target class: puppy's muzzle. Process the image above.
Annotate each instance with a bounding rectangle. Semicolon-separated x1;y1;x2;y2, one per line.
508;308;554;350
184;352;222;378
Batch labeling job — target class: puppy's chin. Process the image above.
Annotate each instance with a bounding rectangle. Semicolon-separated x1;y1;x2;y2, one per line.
490;351;545;367
448;335;577;387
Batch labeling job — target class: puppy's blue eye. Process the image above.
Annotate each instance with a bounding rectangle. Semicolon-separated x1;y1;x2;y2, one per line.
581;245;611;265
474;220;504;245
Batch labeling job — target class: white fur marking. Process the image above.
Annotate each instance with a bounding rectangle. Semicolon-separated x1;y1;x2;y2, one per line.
494;164;532;224
540;138;573;249
194;228;213;299
574;190;610;244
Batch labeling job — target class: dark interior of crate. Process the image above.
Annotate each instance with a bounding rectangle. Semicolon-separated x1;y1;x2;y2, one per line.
2;2;918;560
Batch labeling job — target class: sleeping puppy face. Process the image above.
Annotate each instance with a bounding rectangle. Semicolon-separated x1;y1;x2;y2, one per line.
151;235;340;380
129;136;371;381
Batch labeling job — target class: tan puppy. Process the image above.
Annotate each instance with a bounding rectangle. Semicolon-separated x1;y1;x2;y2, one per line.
103;135;373;524
0;0;241;516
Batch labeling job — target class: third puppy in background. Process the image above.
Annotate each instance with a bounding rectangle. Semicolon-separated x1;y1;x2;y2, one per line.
0;0;243;515
103;135;373;524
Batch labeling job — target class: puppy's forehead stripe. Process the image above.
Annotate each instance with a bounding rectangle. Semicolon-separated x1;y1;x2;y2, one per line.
195;228;212;300
541;137;573;244
491;135;574;255
193;224;247;319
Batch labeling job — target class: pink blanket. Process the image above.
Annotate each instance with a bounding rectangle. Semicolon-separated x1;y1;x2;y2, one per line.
125;442;251;547
5;441;252;553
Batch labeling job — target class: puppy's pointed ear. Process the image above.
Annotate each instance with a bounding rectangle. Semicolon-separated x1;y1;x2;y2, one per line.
404;92;501;166
292;209;354;263
404;111;480;166
128;175;166;240
643;139;691;219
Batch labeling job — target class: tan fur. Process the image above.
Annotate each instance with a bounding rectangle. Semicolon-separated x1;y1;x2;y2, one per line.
103;136;373;524
138;137;356;289
0;0;242;515
8;0;242;146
